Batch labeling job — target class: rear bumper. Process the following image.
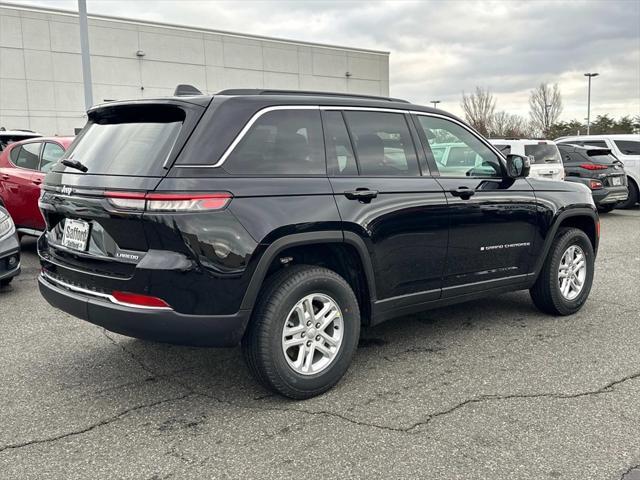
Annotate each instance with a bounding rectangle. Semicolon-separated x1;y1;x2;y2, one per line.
38;273;251;347
592;186;629;205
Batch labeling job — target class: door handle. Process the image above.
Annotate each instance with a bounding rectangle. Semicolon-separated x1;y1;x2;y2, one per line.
344;188;378;203
450;186;475;199
1;174;9;181
32;179;42;185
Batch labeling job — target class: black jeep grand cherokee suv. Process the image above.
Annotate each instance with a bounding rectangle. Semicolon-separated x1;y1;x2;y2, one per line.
38;90;599;398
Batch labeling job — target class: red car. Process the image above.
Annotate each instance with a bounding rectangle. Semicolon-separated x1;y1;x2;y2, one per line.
0;137;74;235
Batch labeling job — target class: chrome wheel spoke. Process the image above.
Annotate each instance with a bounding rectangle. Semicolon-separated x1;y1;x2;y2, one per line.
558;244;587;301
281;293;344;376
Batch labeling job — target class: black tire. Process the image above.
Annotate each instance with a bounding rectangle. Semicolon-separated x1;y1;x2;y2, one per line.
530;228;595;315
597;204;616;213
0;277;13;287
617;178;639;209
242;265;360;399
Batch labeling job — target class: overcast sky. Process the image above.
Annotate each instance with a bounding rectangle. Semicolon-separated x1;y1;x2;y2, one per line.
10;0;640;121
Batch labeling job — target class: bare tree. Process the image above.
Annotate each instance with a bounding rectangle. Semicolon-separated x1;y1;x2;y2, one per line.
490;111;532;138
461;87;496;136
529;83;563;137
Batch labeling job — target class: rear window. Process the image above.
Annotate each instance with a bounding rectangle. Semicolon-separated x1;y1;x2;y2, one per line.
524;144;562;164
586;152;619;165
224;109;325;175
614;140;640;155
493;144;511;155
61;105;185;176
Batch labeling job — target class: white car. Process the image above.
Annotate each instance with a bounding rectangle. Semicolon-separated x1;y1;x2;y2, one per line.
489;139;564;181
555;134;640;208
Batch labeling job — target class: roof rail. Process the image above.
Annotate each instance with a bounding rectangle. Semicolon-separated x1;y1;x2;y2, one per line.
216;89;409;103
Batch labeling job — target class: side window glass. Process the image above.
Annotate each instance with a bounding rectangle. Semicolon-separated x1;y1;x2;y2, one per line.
41;143;65;172
323;111;358;175
343;111;419;176
493;144;511;155
614;140;640;155
416;116;501;177
9;146;22;163
14;142;41;170
583;140;607;148
225;109;325;175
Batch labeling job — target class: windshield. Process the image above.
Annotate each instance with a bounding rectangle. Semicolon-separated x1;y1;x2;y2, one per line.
524;144;562;164
61;105;185;176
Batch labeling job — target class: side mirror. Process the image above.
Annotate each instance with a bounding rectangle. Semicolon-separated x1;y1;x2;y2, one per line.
505;154;531;178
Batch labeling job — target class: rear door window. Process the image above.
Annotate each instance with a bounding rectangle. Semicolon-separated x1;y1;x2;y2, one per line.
224;109;325;175
343;111;419;176
582;140;608;148
40;142;65;172
323;111;358;176
524;144;562;164
14;142;41;170
61;104;187;176
614;140;640;155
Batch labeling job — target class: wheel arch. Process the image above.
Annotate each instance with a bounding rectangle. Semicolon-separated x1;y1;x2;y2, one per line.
240;231;376;325
532;208;599;282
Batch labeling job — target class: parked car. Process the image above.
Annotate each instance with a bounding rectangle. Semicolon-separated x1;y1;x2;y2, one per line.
38;89;599;399
556;134;640;208
0;136;75;235
557;144;628;212
0;206;20;287
489;139;564;181
0;129;41;151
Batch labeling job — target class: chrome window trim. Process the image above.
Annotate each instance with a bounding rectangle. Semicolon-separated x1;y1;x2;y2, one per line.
41;271;172;310
175;104;505;169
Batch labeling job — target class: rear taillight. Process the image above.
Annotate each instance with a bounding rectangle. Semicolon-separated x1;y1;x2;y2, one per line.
580;163;607;171
111;291;172;309
589;179;603;190
104;191;232;212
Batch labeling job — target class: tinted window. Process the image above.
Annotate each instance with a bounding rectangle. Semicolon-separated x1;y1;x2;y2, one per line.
14;142;41;170
582;140;607;148
9;145;21;163
417;116;501;177
493;144;511;155
615;140;640;155
343;111;418;176
63;105;185;176
524;144;562;164
324;111;357;175
40;143;65;172
225;109;325;175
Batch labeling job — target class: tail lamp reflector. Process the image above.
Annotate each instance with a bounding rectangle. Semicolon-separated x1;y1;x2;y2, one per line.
580;163;607;171
589;179;603;190
104;191;231;211
111;291;171;309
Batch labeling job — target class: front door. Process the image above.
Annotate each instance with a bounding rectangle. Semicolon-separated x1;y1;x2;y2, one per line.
413;114;538;296
322;109;449;315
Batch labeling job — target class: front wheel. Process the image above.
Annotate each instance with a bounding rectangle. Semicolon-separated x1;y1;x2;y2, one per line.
530;228;595;315
242;265;360;399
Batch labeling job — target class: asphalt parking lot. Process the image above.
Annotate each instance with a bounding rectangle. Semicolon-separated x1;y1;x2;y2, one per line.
1;209;639;480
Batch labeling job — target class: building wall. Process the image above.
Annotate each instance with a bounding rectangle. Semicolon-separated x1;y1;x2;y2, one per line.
0;4;390;135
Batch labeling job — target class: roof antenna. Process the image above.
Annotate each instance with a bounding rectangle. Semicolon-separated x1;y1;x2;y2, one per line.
174;84;203;96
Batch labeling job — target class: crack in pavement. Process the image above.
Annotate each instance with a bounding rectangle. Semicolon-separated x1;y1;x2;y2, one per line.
621;463;640;480
0;392;194;454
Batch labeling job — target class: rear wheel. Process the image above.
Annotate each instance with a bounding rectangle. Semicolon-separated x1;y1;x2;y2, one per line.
530;228;594;315
617;178;638;209
242;265;360;399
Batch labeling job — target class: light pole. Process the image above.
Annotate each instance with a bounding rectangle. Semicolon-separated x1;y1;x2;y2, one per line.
430;100;441;108
78;0;93;110
584;72;599;135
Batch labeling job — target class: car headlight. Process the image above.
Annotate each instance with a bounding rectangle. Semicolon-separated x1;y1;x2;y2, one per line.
0;211;16;239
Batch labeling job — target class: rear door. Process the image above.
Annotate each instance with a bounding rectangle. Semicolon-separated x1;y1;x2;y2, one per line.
325;108;448;316
3;141;42;228
413;114;537;296
39;100;206;281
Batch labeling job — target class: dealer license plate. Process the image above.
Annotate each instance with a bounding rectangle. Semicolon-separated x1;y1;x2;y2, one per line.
62;219;90;251
611;176;622;186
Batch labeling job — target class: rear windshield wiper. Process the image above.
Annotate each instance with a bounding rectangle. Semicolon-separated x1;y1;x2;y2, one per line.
61;158;88;172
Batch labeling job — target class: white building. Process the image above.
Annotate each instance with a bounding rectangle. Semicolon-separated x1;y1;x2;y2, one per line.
0;3;390;135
